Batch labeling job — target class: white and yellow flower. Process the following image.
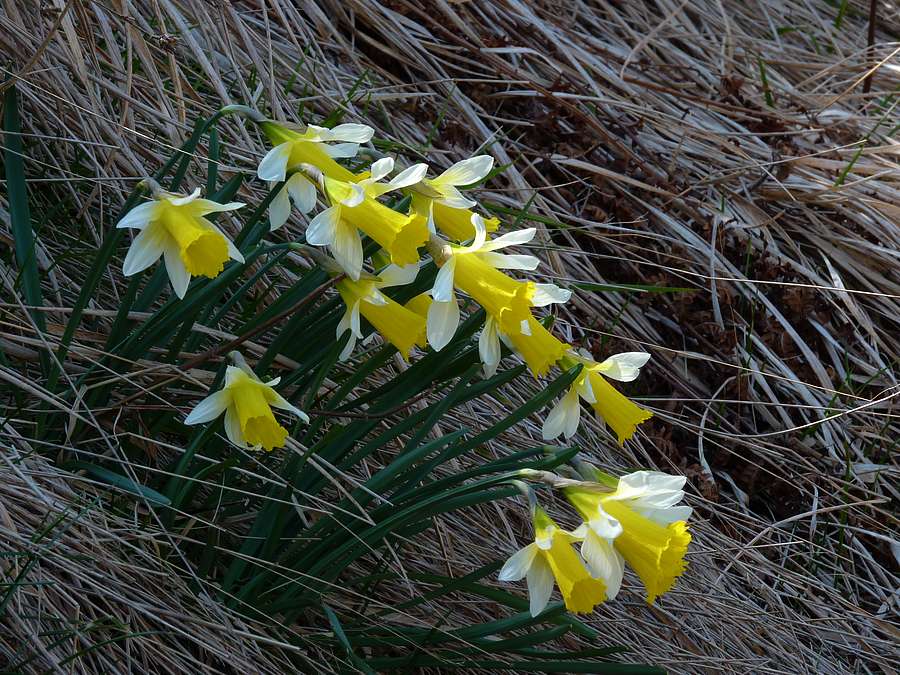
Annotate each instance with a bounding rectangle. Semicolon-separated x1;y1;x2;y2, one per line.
306;169;429;281
335;264;426;361
542;351;652;443
488;314;570;379
565;469;692;604
256;120;374;231
184;355;308;451
498;506;607;616
117;187;244;299
428;214;569;355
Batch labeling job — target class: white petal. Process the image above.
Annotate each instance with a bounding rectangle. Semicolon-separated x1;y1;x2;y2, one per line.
122;223;167;276
525;557;554;617
331;220;363;281
337;306;353;339
326;123;375;143
193;199;245;214
431;256;457;302
368;157;394;181
389;162;428;188
339;183;366;208
561;389;582;439
163;245;191;299
350;299;362;337
620;470;686;493
376;263;419;289
116;200;159;230
468;214;487;251
597;352;651;382
588;504;623;540
167;188;201;206
257;143;292;182
541;390;572;441
286;173;317;213
305;206;340;246
479;252;540;271
338;332;357;361
363;288;389;307
426;299;460;351
478;315;501;378
438;191;477;209
532;283;572;307
269;390;309;423
498;543;538;582
435;155;494;186
581;532;625;599
324;142;360;159
638;504;693;525
223;406;246;448
184;389;231;425
269;185;292;231
481;228;536;252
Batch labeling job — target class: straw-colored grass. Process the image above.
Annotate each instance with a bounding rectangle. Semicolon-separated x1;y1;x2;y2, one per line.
1;1;898;673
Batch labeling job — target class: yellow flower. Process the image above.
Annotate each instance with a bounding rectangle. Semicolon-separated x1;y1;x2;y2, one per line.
256;120;374;231
542;351;652;444
493;315;569;378
117;188;244;299
565;469;692;604
305;176;429;280
257;120;371;183
410;192;499;241
336;265;426;361
404;291;432;319
426;215;570;355
184;357;308;451
498;507;606;616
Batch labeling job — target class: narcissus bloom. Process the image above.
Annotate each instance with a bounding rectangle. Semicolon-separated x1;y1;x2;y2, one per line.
256;120;374;231
542;351;652;443
565;469;692;604
306;175;428;280
427;215;568;352
402;155;494;230
184;357;308;451
336;264;426;361
117;188;244;299
499;507;607;616
496;315;570;378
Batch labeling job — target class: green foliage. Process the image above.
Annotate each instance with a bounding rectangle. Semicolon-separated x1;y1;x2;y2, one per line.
2;87;658;672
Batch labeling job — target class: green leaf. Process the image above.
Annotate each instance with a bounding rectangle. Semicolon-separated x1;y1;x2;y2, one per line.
62;461;171;506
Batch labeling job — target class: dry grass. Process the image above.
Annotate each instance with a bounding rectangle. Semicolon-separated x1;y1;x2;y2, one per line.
1;0;899;673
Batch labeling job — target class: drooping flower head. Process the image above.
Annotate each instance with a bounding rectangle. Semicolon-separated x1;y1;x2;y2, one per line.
564;468;692;604
184;353;308;451
426;215;569;356
542;350;652;444
335;264;426;361
498;506;606;616
400;154;493;231
255;120;374;231
117;186;244;299
304;164;428;281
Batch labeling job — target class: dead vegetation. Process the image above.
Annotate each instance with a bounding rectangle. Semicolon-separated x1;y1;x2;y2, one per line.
1;1;898;673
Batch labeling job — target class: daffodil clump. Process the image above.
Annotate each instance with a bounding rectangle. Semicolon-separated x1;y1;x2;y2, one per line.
116;107;657;456
500;465;693;614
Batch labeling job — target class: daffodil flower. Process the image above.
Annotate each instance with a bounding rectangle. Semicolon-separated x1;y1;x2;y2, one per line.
427;215;569;355
498;506;607;616
565;469;692;604
305;170;428;281
401;153;502;241
117;187;244;299
256;120;374;231
336;264;426;361
184;354;308;451
542;351;652;444
407;155;493;208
